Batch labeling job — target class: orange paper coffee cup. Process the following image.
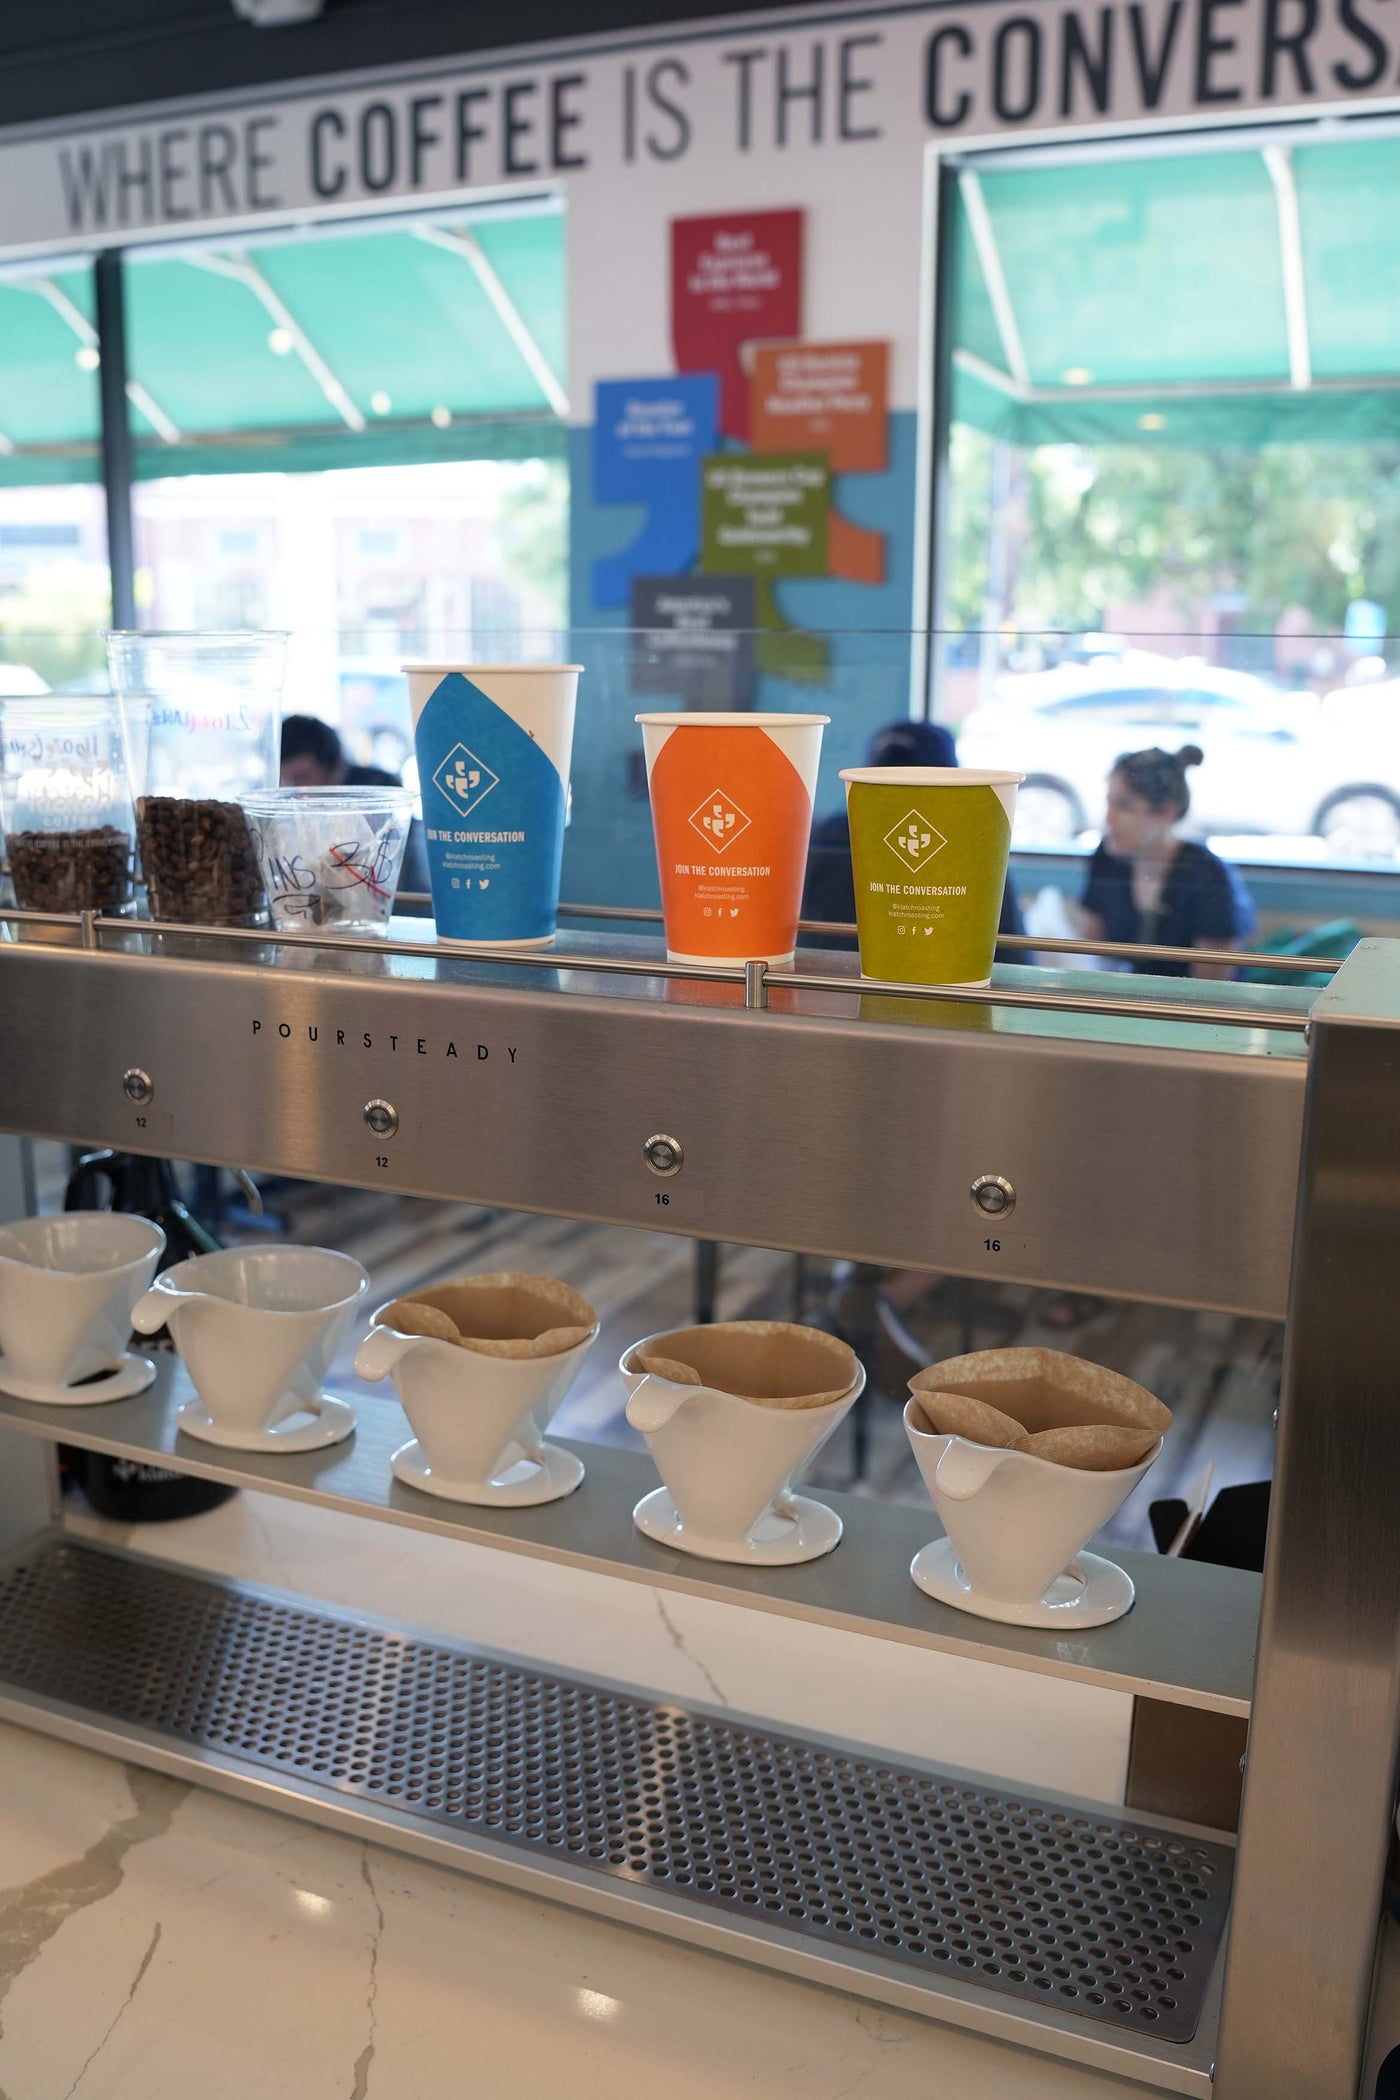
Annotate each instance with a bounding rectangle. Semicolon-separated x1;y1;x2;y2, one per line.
637;712;828;966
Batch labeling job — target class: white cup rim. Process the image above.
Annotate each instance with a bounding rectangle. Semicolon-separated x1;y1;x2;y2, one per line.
841;767;1025;786
403;662;584;675
158;1245;369;1316
637;711;830;728
0;1212;165;1276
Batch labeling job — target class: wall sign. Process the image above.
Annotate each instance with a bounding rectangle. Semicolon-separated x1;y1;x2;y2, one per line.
671;210;803;441
630;575;757;707
700;453;828;577
750;341;889;472
15;3;1400;264
592;374;719;607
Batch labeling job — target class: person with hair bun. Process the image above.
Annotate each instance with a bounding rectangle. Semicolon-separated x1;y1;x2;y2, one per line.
1076;745;1254;979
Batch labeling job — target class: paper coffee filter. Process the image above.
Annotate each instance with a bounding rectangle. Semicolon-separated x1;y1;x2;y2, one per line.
1023;1424;1160;1470
910;1390;1029;1448
382;1299;459;1342
628;1320;858;1409
910;1346;1172;1437
393;1272;598;1359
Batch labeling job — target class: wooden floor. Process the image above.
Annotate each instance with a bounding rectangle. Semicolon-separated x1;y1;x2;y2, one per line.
262;1180;1280;1553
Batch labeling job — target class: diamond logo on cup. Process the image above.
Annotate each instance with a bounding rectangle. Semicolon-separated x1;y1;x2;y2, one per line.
884;809;946;872
431;743;499;821
688;787;752;858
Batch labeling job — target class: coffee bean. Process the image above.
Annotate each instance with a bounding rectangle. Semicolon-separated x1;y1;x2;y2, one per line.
136;797;266;926
8;826;131;913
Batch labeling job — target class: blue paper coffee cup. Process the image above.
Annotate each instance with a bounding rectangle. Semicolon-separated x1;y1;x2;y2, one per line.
404;663;581;947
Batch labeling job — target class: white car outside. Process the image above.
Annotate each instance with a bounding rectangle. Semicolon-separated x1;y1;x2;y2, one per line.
956;657;1400;858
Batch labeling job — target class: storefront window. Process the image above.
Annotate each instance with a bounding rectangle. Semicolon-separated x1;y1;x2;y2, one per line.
0;261;109;691
123;203;568;762
942;131;1400;866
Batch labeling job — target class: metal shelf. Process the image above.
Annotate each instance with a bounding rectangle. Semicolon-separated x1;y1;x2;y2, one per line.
0;1534;1228;2097
0;913;1312;1313
0;1352;1256;1716
5;909;1395;2098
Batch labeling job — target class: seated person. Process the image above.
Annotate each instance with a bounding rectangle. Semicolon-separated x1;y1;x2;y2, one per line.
801;718;1027;951
280;714;430;898
281;713;401;791
1076;745;1254;979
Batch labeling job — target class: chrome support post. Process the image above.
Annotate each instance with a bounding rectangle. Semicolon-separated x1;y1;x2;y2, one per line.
1216;939;1400;2097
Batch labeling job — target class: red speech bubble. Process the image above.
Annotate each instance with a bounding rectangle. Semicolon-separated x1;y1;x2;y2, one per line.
671;210;803;442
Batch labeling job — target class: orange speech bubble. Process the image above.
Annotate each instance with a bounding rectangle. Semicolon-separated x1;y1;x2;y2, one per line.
750;342;889;473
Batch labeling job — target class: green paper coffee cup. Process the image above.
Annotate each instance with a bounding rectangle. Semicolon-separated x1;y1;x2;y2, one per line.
840;767;1023;986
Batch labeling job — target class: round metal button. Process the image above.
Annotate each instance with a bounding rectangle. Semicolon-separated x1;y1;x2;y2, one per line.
363;1099;399;1140
970;1173;1015;1219
644;1133;684;1178
122;1068;154;1106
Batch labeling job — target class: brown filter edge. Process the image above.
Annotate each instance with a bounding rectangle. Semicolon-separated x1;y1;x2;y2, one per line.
381;1299;460;1342
403;1271;599;1349
910;1346;1171;1436
910;1390;1030;1450
1021;1424;1162;1471
626;1320;859;1409
633;1352;704;1385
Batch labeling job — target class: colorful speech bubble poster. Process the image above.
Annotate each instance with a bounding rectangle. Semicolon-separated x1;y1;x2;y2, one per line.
671;211;802;442
749;342;889;472
630;575;757;709
751;342;889;583
699;453;828;578
592;374;719;607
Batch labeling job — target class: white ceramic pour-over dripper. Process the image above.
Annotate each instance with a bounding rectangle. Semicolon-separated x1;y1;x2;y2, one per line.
904;1399;1160;1628
0;1213;166;1404
134;1245;368;1453
355;1304;598;1506
622;1333;863;1566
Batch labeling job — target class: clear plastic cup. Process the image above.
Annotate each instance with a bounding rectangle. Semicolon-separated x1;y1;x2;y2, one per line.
0;695;140;913
107;630;287;926
241;787;417;936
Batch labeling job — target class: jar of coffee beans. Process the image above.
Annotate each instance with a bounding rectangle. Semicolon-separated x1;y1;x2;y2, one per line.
1;695;139;922
137;795;266;926
106;631;286;927
8;824;132;912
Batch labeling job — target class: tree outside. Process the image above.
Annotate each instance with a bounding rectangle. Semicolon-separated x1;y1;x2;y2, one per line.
949;424;1400;673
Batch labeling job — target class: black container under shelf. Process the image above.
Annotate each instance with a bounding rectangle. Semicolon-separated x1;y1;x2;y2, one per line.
62;1150;237;1524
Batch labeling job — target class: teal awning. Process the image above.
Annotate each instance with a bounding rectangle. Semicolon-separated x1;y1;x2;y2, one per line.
953;135;1400;449
0;201;566;485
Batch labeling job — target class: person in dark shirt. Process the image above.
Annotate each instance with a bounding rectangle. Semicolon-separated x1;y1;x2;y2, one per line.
279;712;430;896
1078;744;1253;978
280;713;401;792
802;718;1027;951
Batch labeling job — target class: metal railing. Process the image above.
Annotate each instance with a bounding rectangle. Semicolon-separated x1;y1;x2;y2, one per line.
547;896;1342;978
0;901;1314;1035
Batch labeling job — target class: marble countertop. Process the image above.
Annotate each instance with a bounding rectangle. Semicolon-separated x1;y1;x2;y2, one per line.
0;1721;1167;2100
1;1487;1393;2099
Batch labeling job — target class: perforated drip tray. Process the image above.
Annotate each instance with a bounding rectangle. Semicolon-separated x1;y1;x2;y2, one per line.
0;1541;1230;2053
